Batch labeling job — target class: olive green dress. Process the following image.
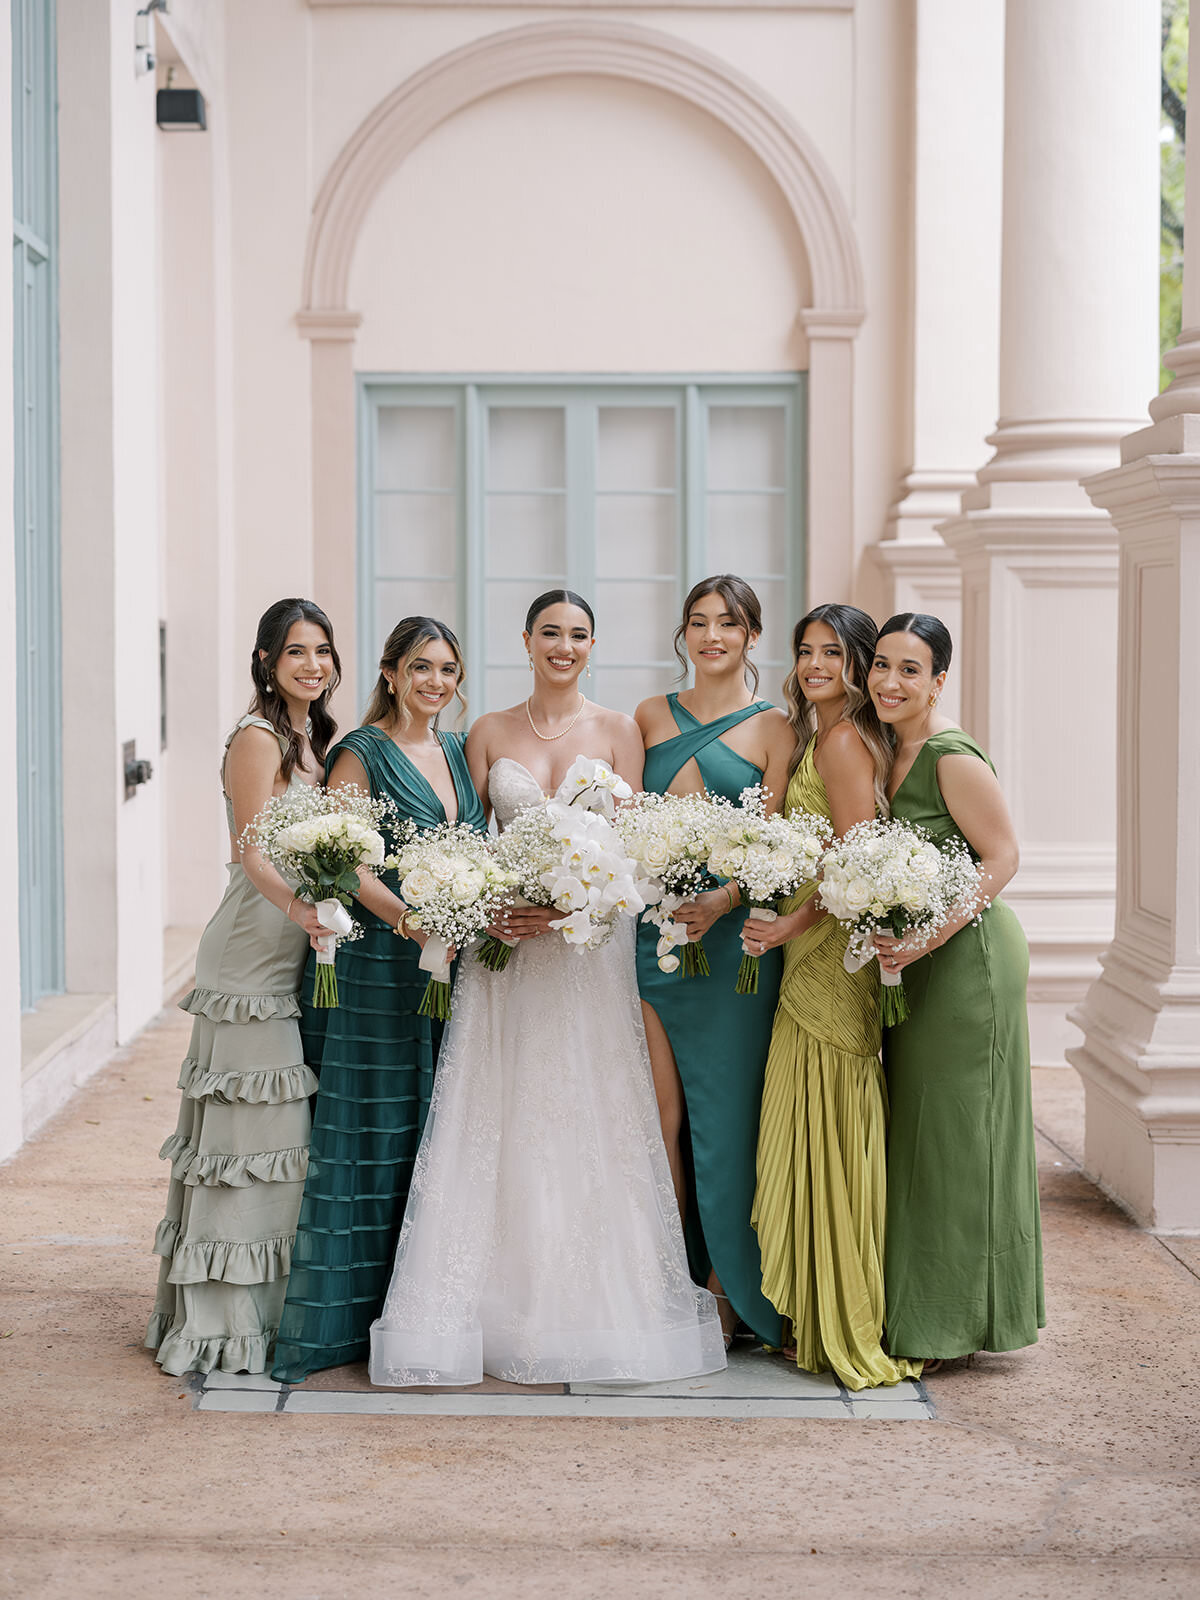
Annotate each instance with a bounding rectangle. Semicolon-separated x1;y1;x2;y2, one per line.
753;741;921;1389
146;715;316;1376
271;727;486;1383
635;694;784;1348
884;729;1045;1358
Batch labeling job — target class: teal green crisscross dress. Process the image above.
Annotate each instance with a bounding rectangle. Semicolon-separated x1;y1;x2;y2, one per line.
634;694;785;1347
271;726;486;1382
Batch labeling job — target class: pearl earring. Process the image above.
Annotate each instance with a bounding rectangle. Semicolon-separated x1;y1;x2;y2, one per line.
586;657;592;680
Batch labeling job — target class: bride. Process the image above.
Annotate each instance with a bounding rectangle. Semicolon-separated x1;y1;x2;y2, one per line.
369;590;726;1386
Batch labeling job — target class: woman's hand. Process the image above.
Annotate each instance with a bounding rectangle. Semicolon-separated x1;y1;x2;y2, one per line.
742;908;807;953
397;915;457;962
287;897;334;953
872;929;940;974
490;904;559;941
674;889;732;942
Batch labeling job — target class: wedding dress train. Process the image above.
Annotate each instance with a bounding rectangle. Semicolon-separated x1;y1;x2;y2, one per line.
369;757;726;1387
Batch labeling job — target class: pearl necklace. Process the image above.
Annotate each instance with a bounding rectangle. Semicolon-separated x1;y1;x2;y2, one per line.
526;693;587;742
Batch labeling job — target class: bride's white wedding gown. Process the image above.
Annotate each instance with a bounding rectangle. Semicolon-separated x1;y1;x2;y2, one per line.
369;757;726;1387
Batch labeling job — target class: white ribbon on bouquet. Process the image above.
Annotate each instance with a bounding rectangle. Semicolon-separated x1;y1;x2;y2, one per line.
740;905;777;952
842;926;903;989
314;897;354;964
418;934;453;985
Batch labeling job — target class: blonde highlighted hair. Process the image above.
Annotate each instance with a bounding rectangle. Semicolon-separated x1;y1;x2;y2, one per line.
784;603;891;816
362;616;467;733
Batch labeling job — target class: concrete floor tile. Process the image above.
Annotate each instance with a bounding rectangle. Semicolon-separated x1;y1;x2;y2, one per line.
847;1377;925;1401
570;1347;839;1399
194;1388;278;1412
203;1371;282;1391
849;1400;935;1418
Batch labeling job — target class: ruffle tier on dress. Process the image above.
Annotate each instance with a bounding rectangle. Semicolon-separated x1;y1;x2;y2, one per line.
145;858;314;1377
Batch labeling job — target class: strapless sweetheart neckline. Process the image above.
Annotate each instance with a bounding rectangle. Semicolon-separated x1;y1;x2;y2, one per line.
489;754;616;798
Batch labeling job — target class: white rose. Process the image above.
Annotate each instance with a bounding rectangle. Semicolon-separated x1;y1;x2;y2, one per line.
400;866;437;905
451;867;484;905
842;877;872;915
641;838;671;876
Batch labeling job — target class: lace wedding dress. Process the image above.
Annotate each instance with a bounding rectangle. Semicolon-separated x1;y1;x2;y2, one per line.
369;757;727;1387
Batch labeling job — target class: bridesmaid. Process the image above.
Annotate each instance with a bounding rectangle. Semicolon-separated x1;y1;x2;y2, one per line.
271;616;486;1383
869;612;1044;1365
146;598;340;1375
746;604;921;1389
634;575;793;1349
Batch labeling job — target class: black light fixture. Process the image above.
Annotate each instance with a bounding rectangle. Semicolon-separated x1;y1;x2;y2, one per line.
156;86;206;130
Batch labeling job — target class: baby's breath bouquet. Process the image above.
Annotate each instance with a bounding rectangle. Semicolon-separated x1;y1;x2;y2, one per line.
244;784;399;1007
817;817;984;1025
704;785;833;995
615;790;717;976
393;821;513;1019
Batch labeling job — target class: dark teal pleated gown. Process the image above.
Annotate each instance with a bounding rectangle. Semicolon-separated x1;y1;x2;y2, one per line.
635;695;785;1347
271;727;486;1382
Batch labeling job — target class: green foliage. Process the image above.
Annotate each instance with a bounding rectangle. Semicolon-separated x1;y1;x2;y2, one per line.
1162;0;1188;389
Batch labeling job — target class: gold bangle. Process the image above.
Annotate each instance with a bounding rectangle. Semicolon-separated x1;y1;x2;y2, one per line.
723;886;735;914
286;896;296;921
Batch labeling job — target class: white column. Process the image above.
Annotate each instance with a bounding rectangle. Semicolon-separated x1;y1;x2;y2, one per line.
1067;8;1200;1231
871;0;1005;727
939;0;1160;1068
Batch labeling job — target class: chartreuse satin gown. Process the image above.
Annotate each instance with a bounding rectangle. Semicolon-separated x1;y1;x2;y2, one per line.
884;729;1044;1359
634;694;785;1347
752;740;921;1389
271;726;486;1383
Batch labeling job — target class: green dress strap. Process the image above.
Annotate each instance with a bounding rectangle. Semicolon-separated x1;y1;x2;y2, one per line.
328;726;479;832
642;693;774;798
892;728;996;851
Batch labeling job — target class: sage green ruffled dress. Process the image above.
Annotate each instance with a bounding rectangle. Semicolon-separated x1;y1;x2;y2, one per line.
271;727;486;1383
145;715;316;1376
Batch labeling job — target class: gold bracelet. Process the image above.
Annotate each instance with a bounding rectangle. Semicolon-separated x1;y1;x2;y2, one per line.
286;896;296;921
723;886;735;914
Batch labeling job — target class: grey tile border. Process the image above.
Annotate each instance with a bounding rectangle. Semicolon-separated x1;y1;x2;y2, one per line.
189;1345;935;1419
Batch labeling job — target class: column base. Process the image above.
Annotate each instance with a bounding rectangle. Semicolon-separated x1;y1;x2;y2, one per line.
1067;942;1200;1233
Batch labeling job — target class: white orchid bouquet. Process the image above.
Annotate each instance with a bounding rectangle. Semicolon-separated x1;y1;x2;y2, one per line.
392;821;515;1020
615;790;716;976
478;756;654;967
704;785;833;995
817;817;984;1025
243;783;397;1007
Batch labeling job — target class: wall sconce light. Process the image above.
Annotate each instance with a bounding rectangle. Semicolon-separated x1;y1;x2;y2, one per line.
157;87;206;130
135;0;168;76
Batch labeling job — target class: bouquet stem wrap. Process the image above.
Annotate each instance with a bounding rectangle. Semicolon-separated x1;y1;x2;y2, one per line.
417;936;454;1021
737;906;776;995
476;896;531;974
843;931;910;1026
312;898;354;1008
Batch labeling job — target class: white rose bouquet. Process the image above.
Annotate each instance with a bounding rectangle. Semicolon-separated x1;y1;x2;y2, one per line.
243;783;398;1007
704;785;833;995
392;821;514;1019
614;790;717;976
478;755;652;967
817;817;984;1025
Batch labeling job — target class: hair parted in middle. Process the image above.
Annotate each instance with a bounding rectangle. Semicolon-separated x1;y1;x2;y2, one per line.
361;616;467;732
784;602;892;816
673;573;763;695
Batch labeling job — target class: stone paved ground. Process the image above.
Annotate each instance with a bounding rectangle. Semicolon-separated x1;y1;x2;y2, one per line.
1;1007;1198;1599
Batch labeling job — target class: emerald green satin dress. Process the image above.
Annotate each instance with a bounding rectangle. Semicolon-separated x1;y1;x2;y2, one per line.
635;694;785;1347
884;729;1045;1358
271;727;486;1382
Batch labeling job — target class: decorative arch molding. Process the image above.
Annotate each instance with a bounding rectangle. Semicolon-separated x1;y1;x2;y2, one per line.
299;18;865;326
300;19;865;706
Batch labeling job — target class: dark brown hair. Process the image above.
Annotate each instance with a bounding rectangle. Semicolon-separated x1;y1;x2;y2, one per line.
875;612;954;677
248;598;340;780
784;602;891;813
524;589;595;634
673;574;763;695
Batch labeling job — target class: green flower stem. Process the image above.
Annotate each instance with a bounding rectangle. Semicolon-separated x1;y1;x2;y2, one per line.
735;952;760;995
476;936;515;973
311;961;339;1009
681;940;710;978
418;978;453;1021
880;978;910;1027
